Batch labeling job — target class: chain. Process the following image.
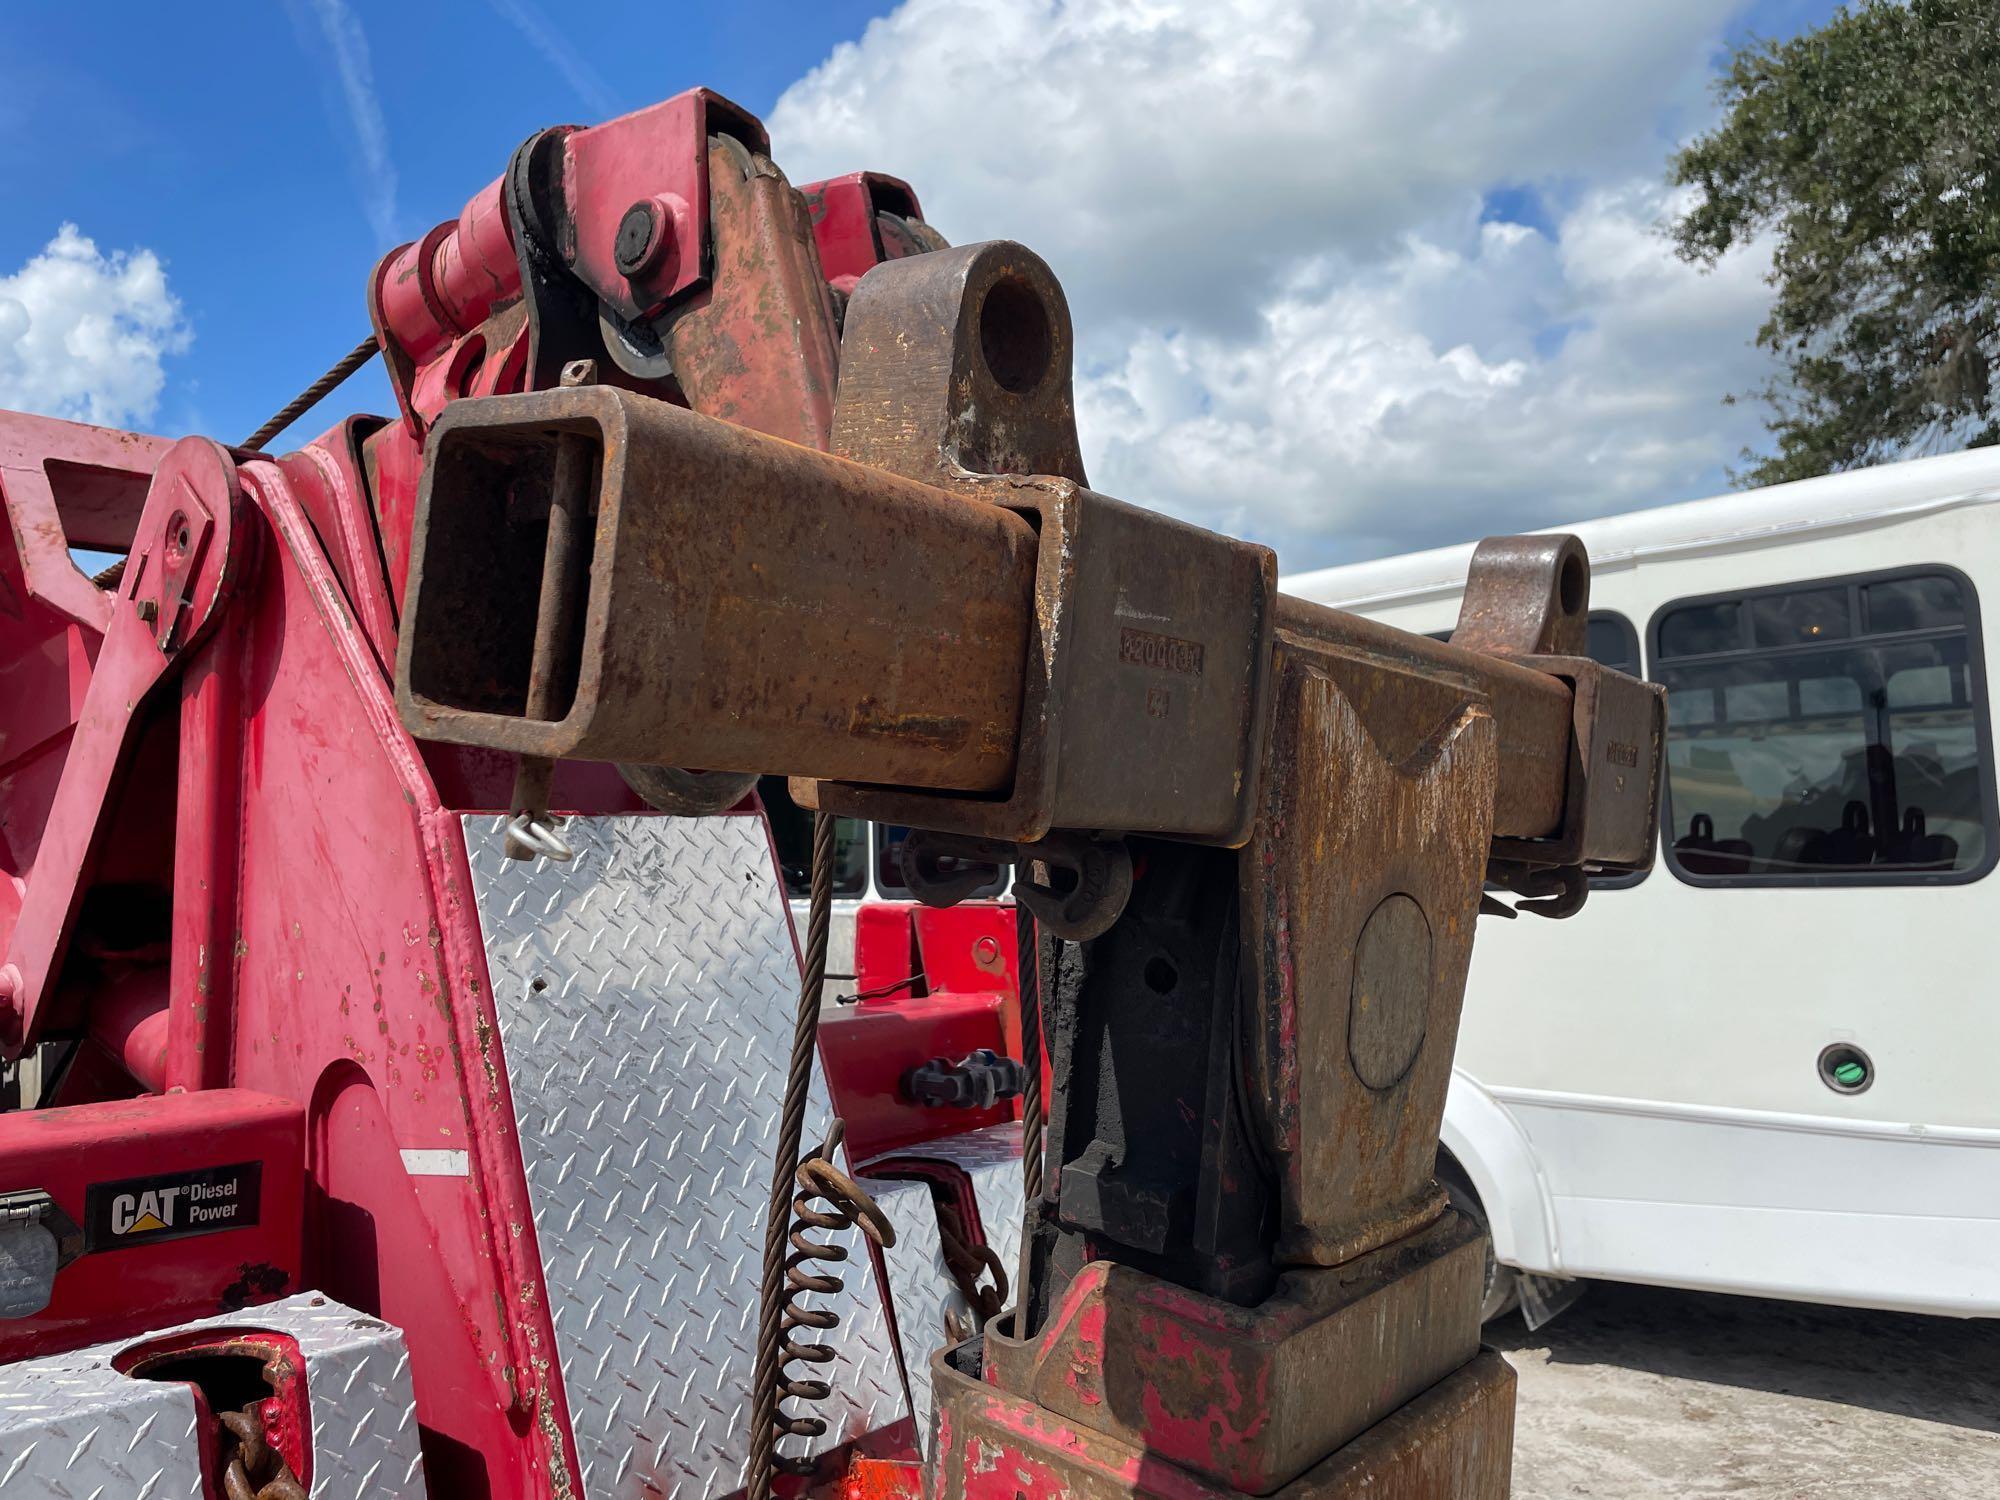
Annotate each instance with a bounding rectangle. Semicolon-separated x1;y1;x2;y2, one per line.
936;1198;1008;1327
217;1398;306;1500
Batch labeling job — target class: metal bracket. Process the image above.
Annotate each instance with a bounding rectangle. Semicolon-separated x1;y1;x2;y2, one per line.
0;1190;82;1320
1;437;248;1056
900;829;1133;941
802;241;1277;846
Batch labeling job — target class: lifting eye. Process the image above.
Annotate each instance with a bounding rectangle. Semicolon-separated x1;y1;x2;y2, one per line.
978;276;1053;395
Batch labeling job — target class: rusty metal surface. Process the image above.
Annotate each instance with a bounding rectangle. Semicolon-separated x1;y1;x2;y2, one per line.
1490;653;1666;875
830;241;1088;489
931;1338;1512;1499
372;211;1685;1500
659;137;843;451
1272;595;1571;844
807;478;1278;847
1240;642;1495;1268
797;242;1278;846
1282;1351;1515;1500
977;1213;1485;1494
1448;533;1591;658
396;385;1039;787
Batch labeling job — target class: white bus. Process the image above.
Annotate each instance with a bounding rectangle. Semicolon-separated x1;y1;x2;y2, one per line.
756;776;1012;983
1286;448;2000;1321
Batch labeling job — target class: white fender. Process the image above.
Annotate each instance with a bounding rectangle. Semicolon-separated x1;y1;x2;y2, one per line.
1439;1067;1561;1274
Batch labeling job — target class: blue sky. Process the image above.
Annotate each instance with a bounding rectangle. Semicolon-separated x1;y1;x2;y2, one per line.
3;0;1853;568
0;0;900;448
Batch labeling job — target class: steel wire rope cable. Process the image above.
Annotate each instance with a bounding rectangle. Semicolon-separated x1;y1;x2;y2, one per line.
1015;903;1045;1202
241;336;381;453
748;812;896;1499
87;337;380;596
1010;895;1051;1345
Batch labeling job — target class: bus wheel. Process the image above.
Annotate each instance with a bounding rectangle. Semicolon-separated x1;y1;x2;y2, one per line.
1439;1160;1520;1324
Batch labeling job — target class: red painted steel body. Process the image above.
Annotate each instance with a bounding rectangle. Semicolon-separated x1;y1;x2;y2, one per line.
802;171;934;287
820;902;1024;1162
0;1090;304;1363
0;86;1012;1499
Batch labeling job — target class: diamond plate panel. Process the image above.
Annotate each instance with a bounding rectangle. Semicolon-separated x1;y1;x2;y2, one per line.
855;1176;951;1435
891;1124;1026;1285
468;814;906;1500
0;1358;200;1499
0;1292;423;1498
860;1123;1025;1441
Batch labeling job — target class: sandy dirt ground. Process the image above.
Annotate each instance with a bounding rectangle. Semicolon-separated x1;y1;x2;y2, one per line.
1491;1281;2000;1498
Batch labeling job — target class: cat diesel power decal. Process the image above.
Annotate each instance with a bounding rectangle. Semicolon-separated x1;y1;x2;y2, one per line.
84;1162;262;1251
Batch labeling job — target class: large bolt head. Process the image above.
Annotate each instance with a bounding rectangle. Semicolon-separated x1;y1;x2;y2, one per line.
613;201;661;277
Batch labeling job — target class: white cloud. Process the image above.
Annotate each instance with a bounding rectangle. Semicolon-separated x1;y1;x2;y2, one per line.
770;0;1782;569
0;225;191;428
1085;185;1777;562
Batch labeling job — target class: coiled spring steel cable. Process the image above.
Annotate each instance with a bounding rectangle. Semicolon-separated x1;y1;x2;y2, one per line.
773;1121;893;1469
748;814;895;1498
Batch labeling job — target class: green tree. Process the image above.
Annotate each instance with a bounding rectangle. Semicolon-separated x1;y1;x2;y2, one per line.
1671;0;2000;486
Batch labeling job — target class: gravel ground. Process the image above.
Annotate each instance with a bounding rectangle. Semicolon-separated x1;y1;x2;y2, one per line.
1491;1281;2000;1498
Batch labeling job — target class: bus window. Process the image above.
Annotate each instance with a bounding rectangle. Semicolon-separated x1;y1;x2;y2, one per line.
1652;569;1998;884
1580;611;1645;886
873;825;1008;900
757;776;869;899
1583;611;1640;676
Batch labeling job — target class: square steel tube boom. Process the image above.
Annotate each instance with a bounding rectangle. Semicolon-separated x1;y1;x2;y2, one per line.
397;388;1590;848
396;385;1039;793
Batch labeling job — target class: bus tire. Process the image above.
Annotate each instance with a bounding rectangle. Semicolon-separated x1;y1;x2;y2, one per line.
1439;1154;1521;1323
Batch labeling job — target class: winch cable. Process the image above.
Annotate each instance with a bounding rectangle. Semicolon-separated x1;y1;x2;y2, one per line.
748;812;894;1499
241;336;381;452
1016;905;1045;1203
1011;898;1047;1344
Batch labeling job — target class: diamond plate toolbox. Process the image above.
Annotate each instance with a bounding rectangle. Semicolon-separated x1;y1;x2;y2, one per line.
0;1291;424;1497
467;813;906;1499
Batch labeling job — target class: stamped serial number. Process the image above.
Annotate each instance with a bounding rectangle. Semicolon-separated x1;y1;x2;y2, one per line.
1120;627;1205;676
